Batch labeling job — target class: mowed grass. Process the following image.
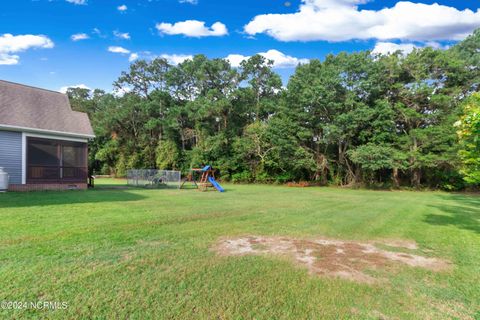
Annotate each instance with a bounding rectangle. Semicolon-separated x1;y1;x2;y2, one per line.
0;180;479;319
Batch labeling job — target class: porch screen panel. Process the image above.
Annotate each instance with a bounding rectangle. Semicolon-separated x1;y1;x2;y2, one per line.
27;139;60;180
28;140;59;166
27;137;88;183
62;143;87;180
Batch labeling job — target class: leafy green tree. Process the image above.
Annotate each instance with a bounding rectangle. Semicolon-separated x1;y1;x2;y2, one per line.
156;139;181;170
239;55;283;122
456;93;480;185
67;29;480;189
348;143;407;187
233;122;275;179
379;48;461;187
114;58;171;98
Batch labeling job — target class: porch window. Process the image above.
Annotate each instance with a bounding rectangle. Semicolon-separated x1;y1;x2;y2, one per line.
27;137;87;183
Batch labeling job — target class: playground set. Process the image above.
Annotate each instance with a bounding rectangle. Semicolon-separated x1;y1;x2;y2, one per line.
126;165;225;192
181;165;225;192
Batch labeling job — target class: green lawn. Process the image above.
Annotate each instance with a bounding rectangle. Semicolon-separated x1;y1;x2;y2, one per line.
0;181;479;319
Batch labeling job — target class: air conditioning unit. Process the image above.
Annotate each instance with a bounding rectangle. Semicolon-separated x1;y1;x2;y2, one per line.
0;167;9;192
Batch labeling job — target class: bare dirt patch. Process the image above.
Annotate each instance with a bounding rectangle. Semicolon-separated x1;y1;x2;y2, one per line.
213;236;451;283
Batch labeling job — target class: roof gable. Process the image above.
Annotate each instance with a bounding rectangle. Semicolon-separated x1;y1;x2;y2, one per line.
0;80;94;138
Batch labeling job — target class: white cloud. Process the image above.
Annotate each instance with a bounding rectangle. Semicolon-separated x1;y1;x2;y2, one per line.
0;53;19;65
0;34;54;65
108;46;130;54
225;54;247;69
372;41;448;56
372;42;418;55
117;4;127;12
71;33;89;41
244;0;480;42
113;86;132;97
0;34;54;52
129;53;139;62
128;49;304;68
156;20;228;37
66;0;87;5
92;28;107;39
226;49;309;68
126;52;193;65
113;31;130;40
179;0;198;4
159;53;193;65
59;84;91;94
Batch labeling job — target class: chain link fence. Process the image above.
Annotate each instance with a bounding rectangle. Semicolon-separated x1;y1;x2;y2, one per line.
126;170;181;189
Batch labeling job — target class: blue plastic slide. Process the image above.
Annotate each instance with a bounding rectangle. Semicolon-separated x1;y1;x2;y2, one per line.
208;176;225;192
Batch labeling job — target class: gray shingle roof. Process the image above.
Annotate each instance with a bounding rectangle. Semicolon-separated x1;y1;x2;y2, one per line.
0;80;94;138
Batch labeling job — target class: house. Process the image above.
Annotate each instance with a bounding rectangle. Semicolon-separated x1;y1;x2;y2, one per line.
0;80;94;191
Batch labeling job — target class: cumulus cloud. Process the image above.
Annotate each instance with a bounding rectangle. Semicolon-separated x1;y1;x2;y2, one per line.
226;49;309;68
108;46;130;54
126;52;192;65
244;0;480;42
66;0;87;5
179;0;198;4
59;84;91;93
372;42;418;55
117;4;127;12
0;34;54;65
159;53;193;65
225;54;248;69
156;20;228;37
0;54;19;65
71;33;89;41
114;31;130;40
372;41;447;55
0;34;54;53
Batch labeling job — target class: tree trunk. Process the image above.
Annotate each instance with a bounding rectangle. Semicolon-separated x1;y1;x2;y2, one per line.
410;136;420;188
411;169;421;188
314;152;328;185
338;142;355;185
355;166;362;185
180;132;186;151
392;167;400;188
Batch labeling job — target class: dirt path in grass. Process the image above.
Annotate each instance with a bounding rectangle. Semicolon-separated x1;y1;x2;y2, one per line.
213;236;451;284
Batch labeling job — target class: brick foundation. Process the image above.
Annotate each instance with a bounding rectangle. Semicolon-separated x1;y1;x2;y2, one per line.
8;183;88;192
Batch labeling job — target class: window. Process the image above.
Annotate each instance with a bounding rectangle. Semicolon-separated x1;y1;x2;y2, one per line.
27;137;87;183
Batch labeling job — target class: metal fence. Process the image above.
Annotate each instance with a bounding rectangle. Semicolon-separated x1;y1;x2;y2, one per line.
126;170;181;189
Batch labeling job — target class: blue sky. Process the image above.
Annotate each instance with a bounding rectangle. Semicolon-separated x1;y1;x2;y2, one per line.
0;0;479;92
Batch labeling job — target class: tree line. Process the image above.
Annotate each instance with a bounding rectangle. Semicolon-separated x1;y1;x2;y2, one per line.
69;30;480;190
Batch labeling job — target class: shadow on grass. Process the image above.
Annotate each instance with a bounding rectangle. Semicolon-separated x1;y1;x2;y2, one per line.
0;189;146;209
425;194;480;234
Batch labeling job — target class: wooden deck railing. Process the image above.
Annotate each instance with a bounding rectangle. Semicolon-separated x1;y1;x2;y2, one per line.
27;166;88;183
